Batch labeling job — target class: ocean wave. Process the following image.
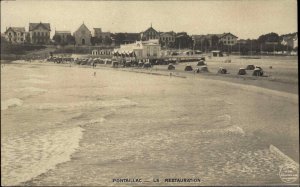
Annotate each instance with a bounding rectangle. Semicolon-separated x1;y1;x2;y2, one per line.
28;74;47;78
1;127;84;186
1;98;23;110
27;98;137;110
22;79;49;84
15;87;47;93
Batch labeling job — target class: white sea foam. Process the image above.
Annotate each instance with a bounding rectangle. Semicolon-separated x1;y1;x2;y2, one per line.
89;118;106;124
202;125;245;136
27;98;137;110
28;74;47;78
1;127;84;186
15;87;47;93
1;98;23;110
22;79;49;84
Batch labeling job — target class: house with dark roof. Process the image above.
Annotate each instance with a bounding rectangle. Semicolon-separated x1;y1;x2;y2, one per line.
29;22;51;44
141;25;160;41
4;27;26;44
123;33;140;44
73;23;92;45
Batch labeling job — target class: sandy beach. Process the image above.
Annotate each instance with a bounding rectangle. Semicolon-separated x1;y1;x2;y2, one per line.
1;56;299;186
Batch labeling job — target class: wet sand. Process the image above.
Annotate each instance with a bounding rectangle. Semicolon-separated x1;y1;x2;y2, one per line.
1;57;299;186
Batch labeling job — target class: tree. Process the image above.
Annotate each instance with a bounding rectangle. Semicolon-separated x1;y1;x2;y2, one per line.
103;36;112;46
66;35;75;45
1;35;8;45
114;33;126;45
211;35;219;47
25;33;31;44
257;32;280;44
53;35;62;44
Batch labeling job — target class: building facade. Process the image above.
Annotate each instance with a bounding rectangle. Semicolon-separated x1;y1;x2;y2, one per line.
192;32;238;49
29;22;51;44
218;33;238;46
141;26;160;41
4;27;26;44
74;23;92;45
160;31;176;47
115;39;161;59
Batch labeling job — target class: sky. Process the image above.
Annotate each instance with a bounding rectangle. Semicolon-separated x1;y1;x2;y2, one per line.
1;0;298;39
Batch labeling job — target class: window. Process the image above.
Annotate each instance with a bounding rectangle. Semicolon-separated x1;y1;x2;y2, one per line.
147;47;150;57
153;47;157;56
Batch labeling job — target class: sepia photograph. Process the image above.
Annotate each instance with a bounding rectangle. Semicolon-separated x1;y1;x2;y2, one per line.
1;0;299;186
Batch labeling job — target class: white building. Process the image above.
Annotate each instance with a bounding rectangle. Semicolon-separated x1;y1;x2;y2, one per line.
218;33;238;46
4;27;26;44
281;33;298;49
114;39;161;59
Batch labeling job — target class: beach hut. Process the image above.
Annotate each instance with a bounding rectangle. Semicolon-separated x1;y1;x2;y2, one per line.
197;60;206;66
212;50;223;57
184;65;193;71
238;68;247;75
168;64;175;70
218;67;227;74
253;68;264;76
246;65;255;70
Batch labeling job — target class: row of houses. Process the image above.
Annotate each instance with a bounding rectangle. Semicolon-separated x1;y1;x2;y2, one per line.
3;22;297;50
3;22;237;48
4;22;51;44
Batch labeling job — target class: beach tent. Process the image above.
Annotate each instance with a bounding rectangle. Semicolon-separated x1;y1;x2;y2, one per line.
246;65;255;70
200;66;209;72
218;67;227;74
168;64;175;70
143;62;152;68
252;68;264;76
112;61;118;68
184;65;193;71
197;60;206;66
238;68;247;75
